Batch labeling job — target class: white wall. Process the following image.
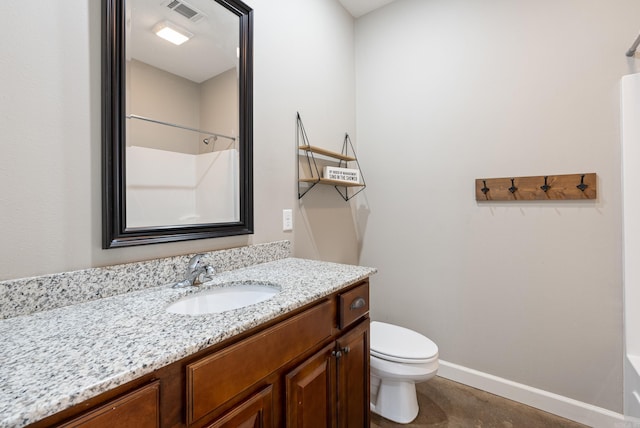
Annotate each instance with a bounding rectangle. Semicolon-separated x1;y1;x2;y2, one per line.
126;146;199;226
251;0;358;264
126;147;237;226
0;0;356;280
128;59;201;154
355;0;640;413
200;68;238;153
128;61;238;155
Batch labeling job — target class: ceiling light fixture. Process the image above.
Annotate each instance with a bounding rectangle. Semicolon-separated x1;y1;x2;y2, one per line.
153;20;193;46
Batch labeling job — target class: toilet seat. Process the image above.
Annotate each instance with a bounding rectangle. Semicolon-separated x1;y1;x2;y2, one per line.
371;321;438;364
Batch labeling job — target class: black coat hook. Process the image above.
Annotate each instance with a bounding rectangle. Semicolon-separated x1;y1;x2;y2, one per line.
540;176;550;192
577;174;588;191
481;180;489;194
508;178;517;194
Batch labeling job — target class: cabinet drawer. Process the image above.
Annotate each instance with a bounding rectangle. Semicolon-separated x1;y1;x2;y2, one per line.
338;281;369;329
59;381;159;428
187;300;333;424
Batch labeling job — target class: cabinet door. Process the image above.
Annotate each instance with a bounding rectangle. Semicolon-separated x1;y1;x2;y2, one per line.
336;320;370;428
205;385;273;428
285;343;337;428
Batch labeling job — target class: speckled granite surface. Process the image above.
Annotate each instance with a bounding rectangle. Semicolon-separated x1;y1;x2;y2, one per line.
0;241;291;320
0;256;376;428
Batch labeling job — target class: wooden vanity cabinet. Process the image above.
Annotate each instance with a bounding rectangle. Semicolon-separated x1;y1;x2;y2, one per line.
187;300;334;426
285;281;370;428
34;280;370;428
285;320;369;428
200;280;370;428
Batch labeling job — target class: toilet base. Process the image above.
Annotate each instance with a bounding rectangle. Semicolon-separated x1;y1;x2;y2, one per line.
371;378;419;424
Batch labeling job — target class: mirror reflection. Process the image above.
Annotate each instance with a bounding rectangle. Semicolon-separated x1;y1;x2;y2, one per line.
126;0;240;227
102;0;253;248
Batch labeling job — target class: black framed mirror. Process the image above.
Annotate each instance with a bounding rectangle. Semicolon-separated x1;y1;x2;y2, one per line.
102;0;253;248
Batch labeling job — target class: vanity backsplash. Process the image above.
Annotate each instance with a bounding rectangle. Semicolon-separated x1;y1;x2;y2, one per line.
0;241;291;320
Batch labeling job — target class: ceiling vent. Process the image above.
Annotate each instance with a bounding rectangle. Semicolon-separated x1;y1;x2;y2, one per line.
165;0;206;22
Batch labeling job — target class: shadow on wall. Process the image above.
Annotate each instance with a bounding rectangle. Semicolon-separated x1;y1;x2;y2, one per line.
297;185;366;265
354;194;371;262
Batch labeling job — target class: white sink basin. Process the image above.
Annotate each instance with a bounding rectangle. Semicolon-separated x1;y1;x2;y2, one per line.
166;282;280;315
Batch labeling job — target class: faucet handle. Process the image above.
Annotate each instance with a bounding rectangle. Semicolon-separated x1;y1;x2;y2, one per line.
186;254;204;272
202;265;216;282
172;254;214;288
193;264;216;286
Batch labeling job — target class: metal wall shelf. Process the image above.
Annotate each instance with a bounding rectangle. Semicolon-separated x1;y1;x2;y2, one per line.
296;113;366;201
298;145;356;162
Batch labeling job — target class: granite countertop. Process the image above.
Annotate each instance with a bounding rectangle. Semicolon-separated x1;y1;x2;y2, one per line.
0;257;376;428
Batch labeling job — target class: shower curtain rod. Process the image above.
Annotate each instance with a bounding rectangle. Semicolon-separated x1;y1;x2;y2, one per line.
626;32;640;57
126;114;236;142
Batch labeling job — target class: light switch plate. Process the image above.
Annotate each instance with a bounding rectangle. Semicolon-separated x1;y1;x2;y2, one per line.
283;209;293;231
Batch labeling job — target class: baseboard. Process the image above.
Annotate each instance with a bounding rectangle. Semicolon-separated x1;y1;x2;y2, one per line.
438;360;626;428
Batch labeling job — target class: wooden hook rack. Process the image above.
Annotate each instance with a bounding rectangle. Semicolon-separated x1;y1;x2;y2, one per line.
475;173;597;201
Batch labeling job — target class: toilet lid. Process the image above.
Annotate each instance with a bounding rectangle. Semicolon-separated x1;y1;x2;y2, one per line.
370;321;438;363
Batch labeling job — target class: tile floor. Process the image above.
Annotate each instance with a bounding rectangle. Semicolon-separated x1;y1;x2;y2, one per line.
370;376;589;427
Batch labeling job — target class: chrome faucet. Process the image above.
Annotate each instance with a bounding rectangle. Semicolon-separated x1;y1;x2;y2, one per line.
172;254;216;288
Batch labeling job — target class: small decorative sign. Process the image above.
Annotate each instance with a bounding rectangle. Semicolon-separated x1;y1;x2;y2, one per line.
323;166;361;184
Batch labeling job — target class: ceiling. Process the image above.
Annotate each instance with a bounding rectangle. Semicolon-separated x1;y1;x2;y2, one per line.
130;0;238;83
337;0;398;18
130;0;398;82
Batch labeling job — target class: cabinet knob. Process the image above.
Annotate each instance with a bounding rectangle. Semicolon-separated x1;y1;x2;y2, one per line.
332;347;350;359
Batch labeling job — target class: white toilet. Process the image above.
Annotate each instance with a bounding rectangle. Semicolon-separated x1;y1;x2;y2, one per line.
370;321;439;424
